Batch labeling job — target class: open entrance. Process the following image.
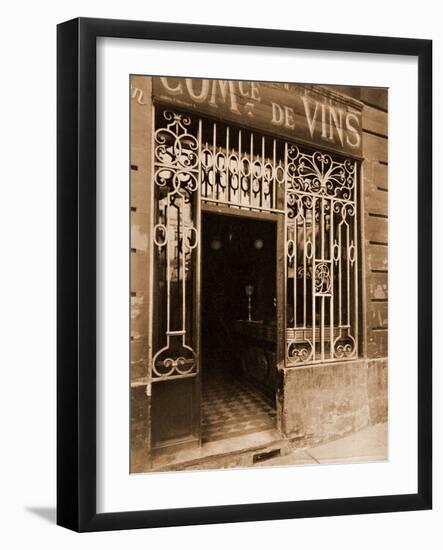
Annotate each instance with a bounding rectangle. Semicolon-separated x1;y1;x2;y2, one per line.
201;211;278;444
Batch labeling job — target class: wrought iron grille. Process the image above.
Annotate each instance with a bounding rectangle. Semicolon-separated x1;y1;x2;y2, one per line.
150;105;358;380
151;110;200;381
199;122;286;213
285;146;358;364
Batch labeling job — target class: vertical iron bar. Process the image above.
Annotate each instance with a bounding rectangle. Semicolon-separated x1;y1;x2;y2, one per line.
320;197;325;360
147;103;156;391
321;197;325;260
312;197;316;361
338;216;343;328
303;209;307;328
284;141;288;366
239;129;243;207
293;213;297;329
166;202;171;337
284;139;289;366
226;125;230;204
261;135;265;208
250;132;254;208
273;139;276;210
321;198;324;359
354;162;359;356
181;196;186;345
321;296;325;361
346;220;350;327
212;122;217;201
330;198;334;359
195;118;202;372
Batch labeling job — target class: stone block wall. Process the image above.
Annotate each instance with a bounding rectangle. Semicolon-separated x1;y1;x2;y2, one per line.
280;358;387;448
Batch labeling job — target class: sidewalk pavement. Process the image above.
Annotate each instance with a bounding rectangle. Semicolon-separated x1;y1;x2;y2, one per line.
259;422;388;467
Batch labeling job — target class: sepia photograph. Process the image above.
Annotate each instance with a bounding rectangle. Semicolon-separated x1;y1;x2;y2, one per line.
130;75;388;474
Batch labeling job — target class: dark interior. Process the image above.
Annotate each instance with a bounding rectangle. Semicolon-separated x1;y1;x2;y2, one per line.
201;212;277;443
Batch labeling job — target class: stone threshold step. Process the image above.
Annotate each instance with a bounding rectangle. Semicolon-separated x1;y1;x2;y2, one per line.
152;429;290;472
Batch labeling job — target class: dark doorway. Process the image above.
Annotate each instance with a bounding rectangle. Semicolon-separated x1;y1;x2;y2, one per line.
201;211;278;443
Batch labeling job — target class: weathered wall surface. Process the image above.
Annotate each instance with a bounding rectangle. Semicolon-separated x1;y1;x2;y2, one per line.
367;358;388;424
131;385;151;472
130;75;152;384
281;359;387;447
130;76;153;472
361;91;388;359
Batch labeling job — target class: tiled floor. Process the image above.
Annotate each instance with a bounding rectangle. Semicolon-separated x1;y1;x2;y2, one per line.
202;367;276;443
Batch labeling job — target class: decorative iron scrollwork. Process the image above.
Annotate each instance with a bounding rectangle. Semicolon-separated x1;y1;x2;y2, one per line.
314;262;332;295
151;109;200;380
287;339;313;364
287;145;356;201
333;329;356;359
152;336;197;378
200;127;277;211
286;142;358;365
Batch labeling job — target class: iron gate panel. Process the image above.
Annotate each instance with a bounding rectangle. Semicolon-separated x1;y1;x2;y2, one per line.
285;145;358;364
151;109;201;382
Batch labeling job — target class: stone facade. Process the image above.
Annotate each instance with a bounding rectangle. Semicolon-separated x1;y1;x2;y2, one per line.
130;77;388;471
279;358;387;449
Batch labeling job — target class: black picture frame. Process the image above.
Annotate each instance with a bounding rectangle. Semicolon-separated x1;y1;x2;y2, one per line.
57;17;432;532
